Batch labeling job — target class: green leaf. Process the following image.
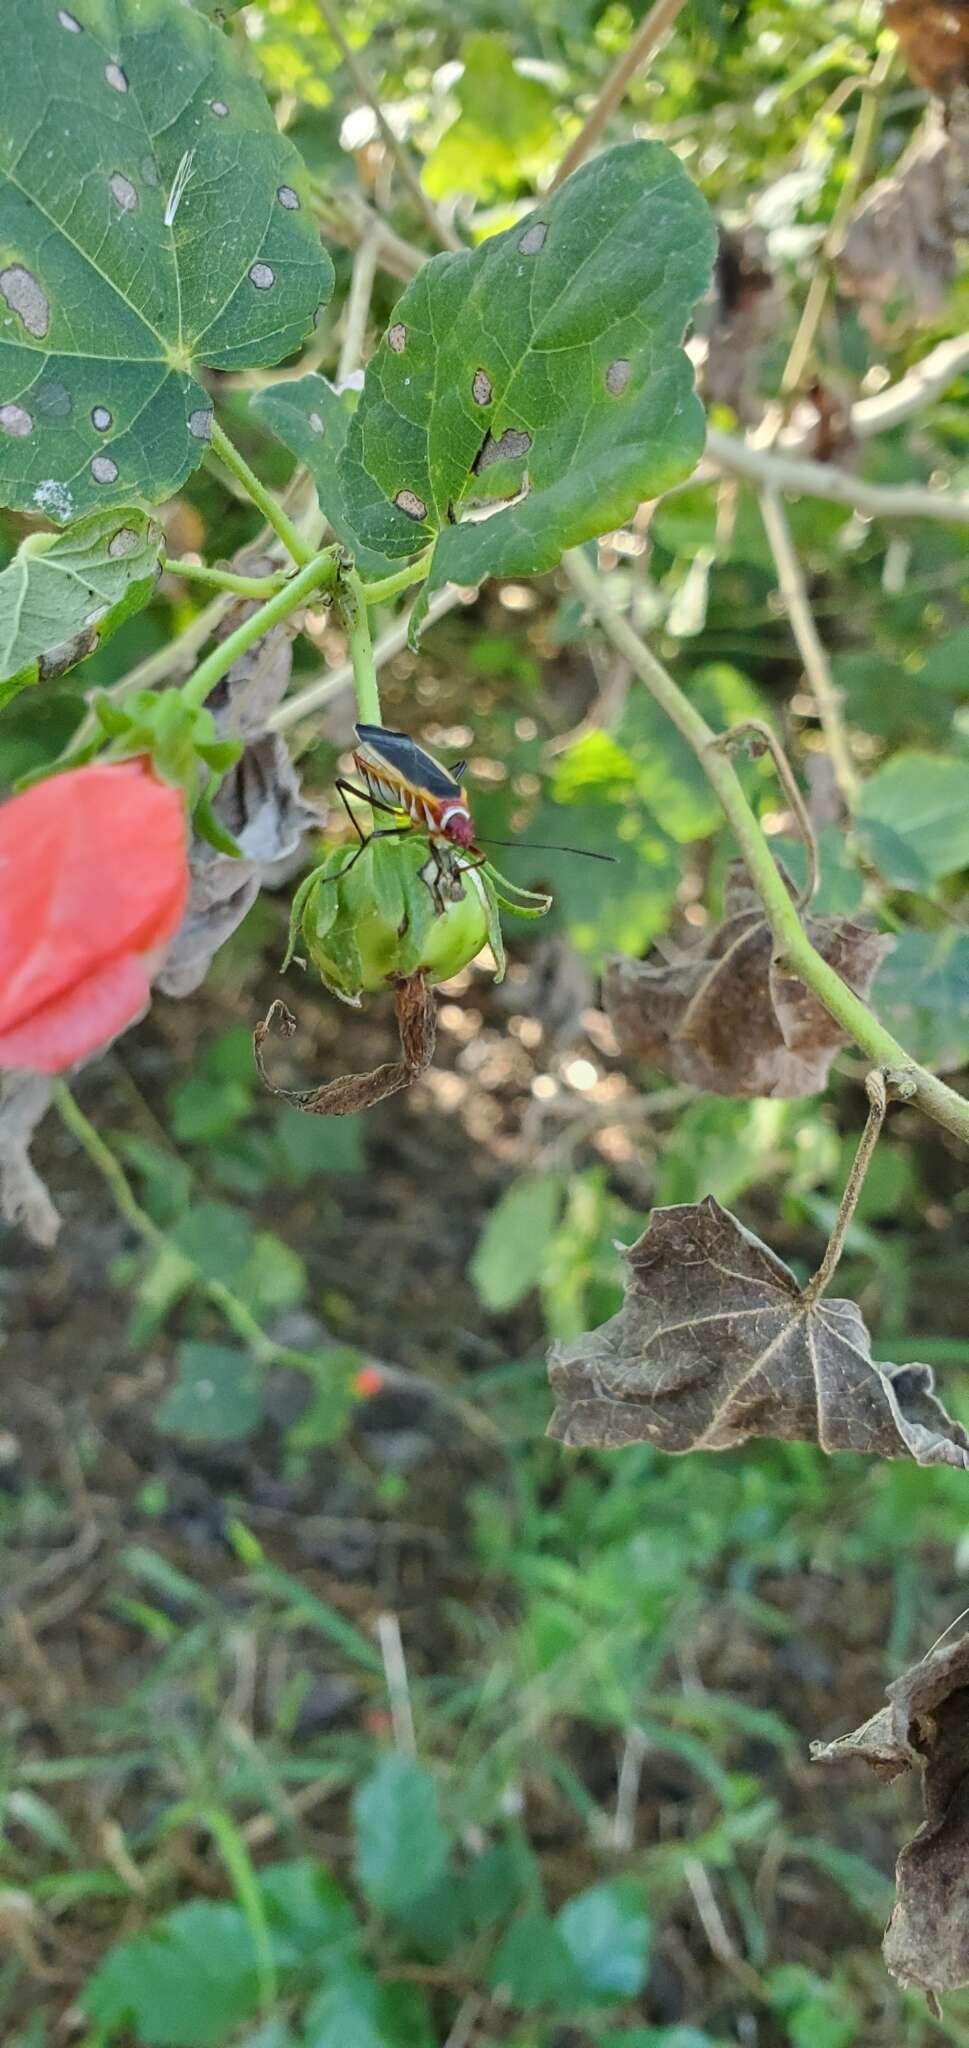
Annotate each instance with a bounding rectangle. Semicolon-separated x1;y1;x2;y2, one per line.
274;1106;365;1181
303;1966;435;2048
82;1899;262;2047
250;374;396;577
556;1881;652;2004
871;927;969;1071
423;34;558;201
0;1;332;520
156;1341;264;1444
0;510;161;708
470;1173;566;1311
488;1908;583;2012
339;143;715;623
352;1754;449;1916
171;1200;254;1282
854;752;969;882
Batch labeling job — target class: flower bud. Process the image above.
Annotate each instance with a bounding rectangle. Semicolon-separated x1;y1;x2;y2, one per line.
299;836;492;1002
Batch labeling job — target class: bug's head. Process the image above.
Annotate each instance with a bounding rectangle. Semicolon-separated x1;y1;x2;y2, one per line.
441;809;475;850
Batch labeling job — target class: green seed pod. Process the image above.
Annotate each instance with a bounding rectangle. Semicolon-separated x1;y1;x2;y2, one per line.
297;835;493;1003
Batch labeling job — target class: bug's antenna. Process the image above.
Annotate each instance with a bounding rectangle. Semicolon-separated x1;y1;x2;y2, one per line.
480;837;617;864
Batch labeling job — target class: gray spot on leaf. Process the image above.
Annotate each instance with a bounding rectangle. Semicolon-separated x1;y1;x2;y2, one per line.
249;262;275;289
57;8;82;28
395;489;428;521
518;222;547;254
91;405;113;431
90;454;119;484
606;358;631;395
277;185;300;210
473;426;532;473
388;323;407;353
0;266;49;340
32;479;74;521
472;368;493;405
188;408;213;440
109;173;138;213
38;628;97;679
308;411;324;434
141;156;161;188
108;527;140;559
35;381;72;419
210;99;229;117
0;404;32;439
104;61;128;92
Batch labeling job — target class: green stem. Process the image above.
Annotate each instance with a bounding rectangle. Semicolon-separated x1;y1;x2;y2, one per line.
163;556;290;600
201;1806;277;2011
181;548;338;712
564;547;969;1148
337;564;382;722
52;1083;308;1369
361;551;433;607
208;418;314;567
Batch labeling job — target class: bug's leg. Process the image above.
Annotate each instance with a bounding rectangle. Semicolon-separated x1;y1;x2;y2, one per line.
335;777;385;844
322;824;414;887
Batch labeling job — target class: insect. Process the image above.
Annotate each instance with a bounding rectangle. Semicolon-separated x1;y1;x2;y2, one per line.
334;723;614;901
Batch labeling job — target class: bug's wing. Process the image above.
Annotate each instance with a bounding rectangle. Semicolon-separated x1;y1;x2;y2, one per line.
355;724;463;801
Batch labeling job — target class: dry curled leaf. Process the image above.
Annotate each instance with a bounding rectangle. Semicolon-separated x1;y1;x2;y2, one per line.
813;1633;969;1998
0;1072;59;1247
883;0;969;97
604;862;891;1098
835;109;969;325
697;225;783;424
254;974;437;1116
547;1195;969;1464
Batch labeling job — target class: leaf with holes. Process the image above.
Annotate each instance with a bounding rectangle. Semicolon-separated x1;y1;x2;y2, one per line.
0;0;331;521
338;142;715;633
547;1196;969;1466
250;373;397;577
0;509;161;709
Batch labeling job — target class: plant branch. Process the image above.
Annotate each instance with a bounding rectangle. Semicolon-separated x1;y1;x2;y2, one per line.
361;552;433;607
311;179;425;283
550;0;690;190
337;229;381;384
757;488;860;804
710;717;819;906
310;0;461;253
851;330;969;438
801;1068;889;1304
181;549;338;712
564;547;969;1148
703;427;969;528
163;557;289;599
208;419;314;567
271;584;464;737
336;564;382;723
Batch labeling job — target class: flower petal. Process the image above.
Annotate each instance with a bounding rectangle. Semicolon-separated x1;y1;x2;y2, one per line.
0;953;152;1075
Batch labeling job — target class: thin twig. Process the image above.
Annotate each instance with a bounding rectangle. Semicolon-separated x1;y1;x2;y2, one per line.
703;427;969;529
444;1997;485;2048
563;546;969;1147
550;0;690;190
851;331;969;438
311;0;460;252
269;585;467;736
377;1612;417;1757
337;229;381;385
802;1068;889;1305
683;1858;766;1998
757;489;859;805
708;717;819;906
311;179;425;283
612;1725;649;1851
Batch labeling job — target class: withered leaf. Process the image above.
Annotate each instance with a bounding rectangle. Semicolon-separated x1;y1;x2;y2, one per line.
813;1633;969;1997
0;1072;59;1247
883;0;969;97
604;863;891;1098
835;110;969;326
254;974;437;1116
547;1195;969;1465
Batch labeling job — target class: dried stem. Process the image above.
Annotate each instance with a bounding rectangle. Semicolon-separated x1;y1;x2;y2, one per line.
377;1612;417;1756
550;0;690;190
801;1068;889;1305
563;546;969;1148
709;717;819;907
758;488;859;804
310;0;461;252
254;982;437;1116
704;427;969;528
337;229;381;384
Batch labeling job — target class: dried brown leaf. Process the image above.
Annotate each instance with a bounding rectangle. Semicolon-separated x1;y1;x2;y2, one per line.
883;0;969;97
254;974;437;1116
835;109;969;325
547;1195;969;1465
604;862;891;1098
698;226;783;424
813;1633;969;1996
0;1072;59;1247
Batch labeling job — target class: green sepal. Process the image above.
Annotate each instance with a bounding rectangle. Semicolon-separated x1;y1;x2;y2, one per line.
480;868;507;982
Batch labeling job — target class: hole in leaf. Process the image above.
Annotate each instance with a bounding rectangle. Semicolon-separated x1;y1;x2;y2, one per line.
395;489;427;521
605;358;632;395
472;368;493;405
104;61;128;93
0;266;49;340
90;454;119;485
388;323;407;353
518;222;547;254
0;404;32;439
473;427;532;474
249;263;275;290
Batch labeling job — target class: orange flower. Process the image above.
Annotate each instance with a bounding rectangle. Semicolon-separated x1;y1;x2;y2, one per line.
0;760;189;1074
